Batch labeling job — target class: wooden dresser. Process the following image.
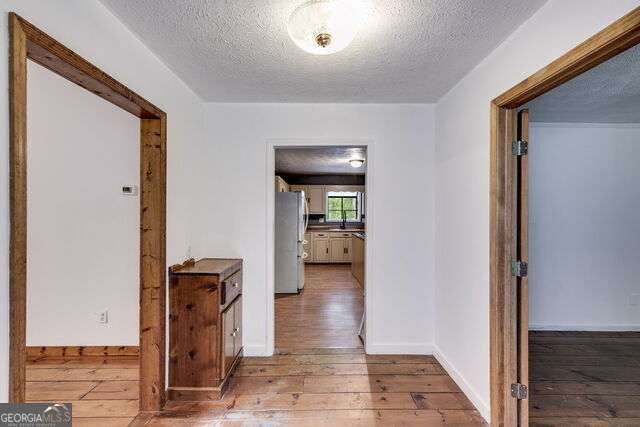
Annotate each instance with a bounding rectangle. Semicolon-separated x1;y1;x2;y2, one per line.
168;258;243;401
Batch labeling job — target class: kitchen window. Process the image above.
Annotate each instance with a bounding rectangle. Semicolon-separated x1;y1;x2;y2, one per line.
326;191;361;222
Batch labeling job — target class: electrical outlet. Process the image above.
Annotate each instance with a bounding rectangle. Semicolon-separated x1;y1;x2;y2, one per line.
631;294;640;307
96;310;109;324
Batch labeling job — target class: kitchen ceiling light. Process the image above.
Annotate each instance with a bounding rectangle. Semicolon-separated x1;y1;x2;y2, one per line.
287;0;366;55
349;159;365;168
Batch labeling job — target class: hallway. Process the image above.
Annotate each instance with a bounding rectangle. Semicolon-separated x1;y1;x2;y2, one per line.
276;264;364;350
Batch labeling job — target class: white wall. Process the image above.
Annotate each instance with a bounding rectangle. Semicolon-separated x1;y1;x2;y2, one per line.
196;103;436;356
434;0;640;420
0;1;205;401
529;123;640;331
26;61;140;346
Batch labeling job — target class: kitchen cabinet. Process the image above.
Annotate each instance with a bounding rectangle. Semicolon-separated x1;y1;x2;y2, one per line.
307;185;325;214
313;236;330;262
275;176;289;193
351;235;365;286
288;185;325;214
168;258;243;401
330;238;345;262
329;232;353;263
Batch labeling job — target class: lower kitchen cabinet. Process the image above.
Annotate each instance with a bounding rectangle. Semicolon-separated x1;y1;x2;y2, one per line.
168;258;243;401
313;238;330;262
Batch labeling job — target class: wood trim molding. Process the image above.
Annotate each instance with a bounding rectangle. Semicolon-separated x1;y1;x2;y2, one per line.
489;7;640;426
8;12;166;411
26;346;140;358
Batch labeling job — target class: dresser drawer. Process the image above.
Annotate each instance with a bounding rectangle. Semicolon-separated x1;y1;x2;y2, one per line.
221;269;242;308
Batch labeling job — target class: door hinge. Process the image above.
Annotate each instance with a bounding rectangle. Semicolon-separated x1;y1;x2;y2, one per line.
512;140;528;156
511;383;528;400
511;260;528;277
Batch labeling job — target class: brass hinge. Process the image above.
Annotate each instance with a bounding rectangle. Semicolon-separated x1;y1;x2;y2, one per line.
511;383;528;400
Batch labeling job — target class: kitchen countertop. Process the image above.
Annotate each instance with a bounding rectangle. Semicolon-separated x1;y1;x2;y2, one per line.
352;232;366;239
307;225;365;232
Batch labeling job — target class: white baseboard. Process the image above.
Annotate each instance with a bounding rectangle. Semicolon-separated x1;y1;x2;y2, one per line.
365;343;435;355
529;323;640;332
243;344;271;356
433;345;490;423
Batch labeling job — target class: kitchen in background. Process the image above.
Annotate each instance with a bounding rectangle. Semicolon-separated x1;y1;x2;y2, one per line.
274;146;367;340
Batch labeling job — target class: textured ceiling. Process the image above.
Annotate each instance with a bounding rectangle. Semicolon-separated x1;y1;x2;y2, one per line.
528;44;640;123
100;0;546;102
275;146;366;174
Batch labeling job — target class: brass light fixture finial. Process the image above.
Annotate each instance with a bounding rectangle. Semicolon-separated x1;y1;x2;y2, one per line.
315;33;332;48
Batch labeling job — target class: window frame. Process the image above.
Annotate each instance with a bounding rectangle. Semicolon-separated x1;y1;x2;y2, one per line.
325;191;362;223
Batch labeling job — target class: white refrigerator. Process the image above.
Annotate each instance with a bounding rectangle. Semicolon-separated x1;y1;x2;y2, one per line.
275;191;308;293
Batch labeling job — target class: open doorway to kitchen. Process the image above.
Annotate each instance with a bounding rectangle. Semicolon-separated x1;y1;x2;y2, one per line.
273;146;367;352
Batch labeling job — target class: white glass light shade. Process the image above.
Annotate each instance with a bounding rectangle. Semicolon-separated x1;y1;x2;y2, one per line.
349;159;365;168
288;0;365;55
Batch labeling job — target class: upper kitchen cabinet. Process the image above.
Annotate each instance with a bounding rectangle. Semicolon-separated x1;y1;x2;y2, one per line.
289;185;325;214
275;176;289;193
306;186;325;214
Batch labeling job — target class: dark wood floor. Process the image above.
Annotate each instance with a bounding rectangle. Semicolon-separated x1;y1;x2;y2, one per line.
530;330;640;426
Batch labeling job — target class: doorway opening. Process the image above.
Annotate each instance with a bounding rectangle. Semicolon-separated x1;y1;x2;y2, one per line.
9;13;166;416
273;145;367;352
489;8;640;426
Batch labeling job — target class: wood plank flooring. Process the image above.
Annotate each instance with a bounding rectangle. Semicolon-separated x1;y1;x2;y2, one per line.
132;264;484;426
276;264;365;350
530;330;640;426
25;355;139;426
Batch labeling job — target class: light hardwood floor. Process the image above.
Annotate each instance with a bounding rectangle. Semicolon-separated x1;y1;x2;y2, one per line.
530;331;640;426
131;264;485;425
25;355;139;426
276;263;364;350
28;265;484;425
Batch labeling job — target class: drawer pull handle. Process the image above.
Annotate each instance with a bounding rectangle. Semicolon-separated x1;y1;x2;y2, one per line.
234;327;240;332
231;332;236;337
233;282;239;288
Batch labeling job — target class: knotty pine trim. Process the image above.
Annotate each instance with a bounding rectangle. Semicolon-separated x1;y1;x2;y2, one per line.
8;12;166;411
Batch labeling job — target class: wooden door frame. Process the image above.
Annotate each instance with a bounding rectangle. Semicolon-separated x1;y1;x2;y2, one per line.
9;13;166;411
489;7;640;426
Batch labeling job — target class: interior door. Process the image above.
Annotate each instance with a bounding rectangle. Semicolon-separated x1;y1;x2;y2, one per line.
515;109;529;426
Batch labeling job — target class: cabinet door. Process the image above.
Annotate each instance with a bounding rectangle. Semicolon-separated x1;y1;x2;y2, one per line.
344;238;352;262
233;296;243;357
313;239;329;262
330;238;345;262
222;303;236;376
307;185;325;214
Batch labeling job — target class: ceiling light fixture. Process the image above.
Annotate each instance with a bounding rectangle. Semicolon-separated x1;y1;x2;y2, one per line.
349;159;365;168
287;0;367;55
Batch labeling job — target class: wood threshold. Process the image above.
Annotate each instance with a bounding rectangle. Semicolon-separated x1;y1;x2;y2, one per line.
8;12;166;412
489;6;640;426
